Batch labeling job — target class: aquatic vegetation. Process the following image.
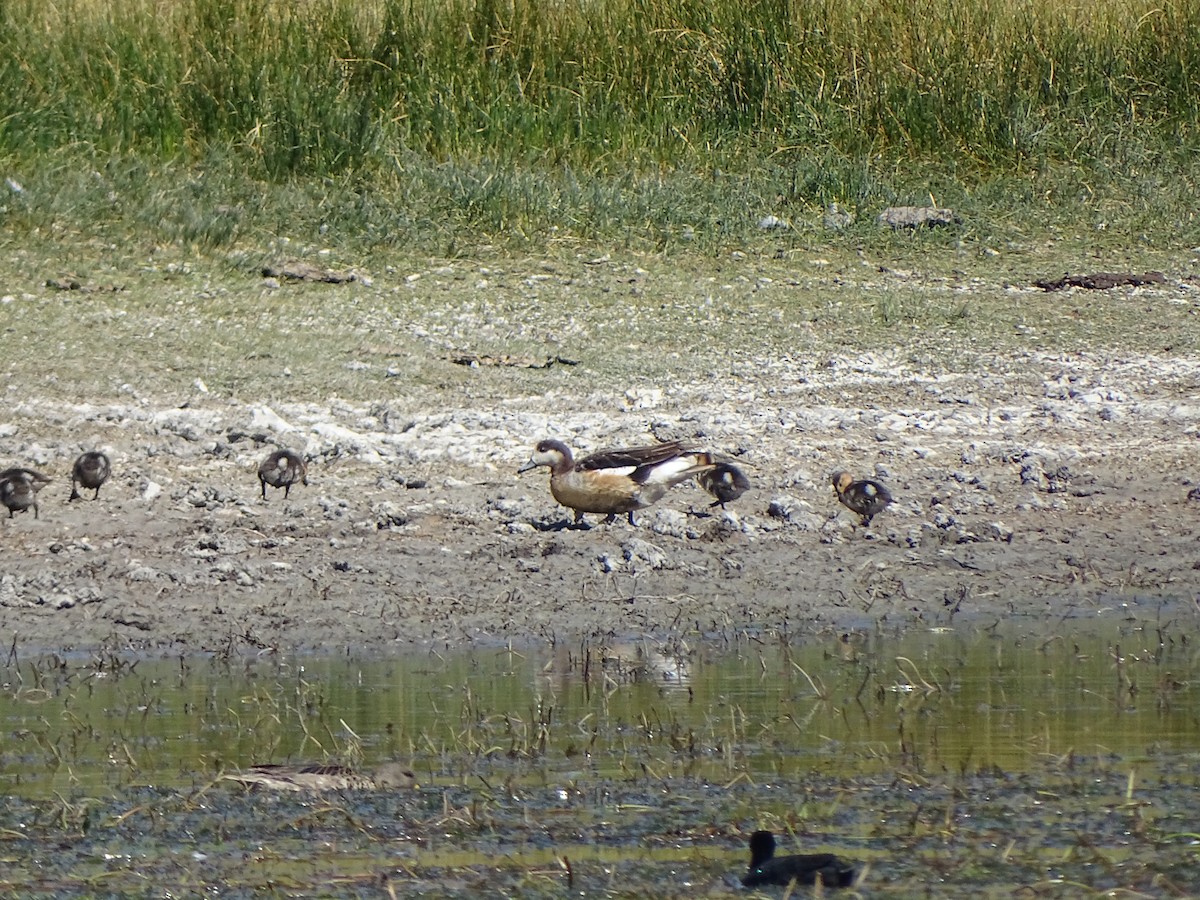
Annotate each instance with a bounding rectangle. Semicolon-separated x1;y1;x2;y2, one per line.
0;620;1198;894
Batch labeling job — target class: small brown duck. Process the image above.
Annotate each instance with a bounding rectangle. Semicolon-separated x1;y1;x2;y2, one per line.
742;830;857;888
223;762;416;792
518;439;717;526
697;462;751;508
70;451;111;501
258;449;308;500
832;470;893;526
0;468;51;519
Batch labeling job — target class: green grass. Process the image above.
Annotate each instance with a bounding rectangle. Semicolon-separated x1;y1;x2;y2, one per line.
4;143;1199;264
1;0;1199;258
5;0;1199;169
0;1;1195;410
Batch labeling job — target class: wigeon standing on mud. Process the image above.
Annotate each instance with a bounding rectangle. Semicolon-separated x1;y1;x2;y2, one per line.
519;439;720;526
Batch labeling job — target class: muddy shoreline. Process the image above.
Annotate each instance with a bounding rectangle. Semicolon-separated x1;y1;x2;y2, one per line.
3;337;1197;658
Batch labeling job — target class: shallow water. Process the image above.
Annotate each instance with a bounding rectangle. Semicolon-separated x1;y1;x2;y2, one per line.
3;616;1194;794
1;616;1198;896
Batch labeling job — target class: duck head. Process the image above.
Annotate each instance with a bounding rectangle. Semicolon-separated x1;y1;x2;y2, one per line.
518;439;574;475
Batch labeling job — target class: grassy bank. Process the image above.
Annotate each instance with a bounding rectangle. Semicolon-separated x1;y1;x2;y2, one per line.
2;0;1199;256
6;0;1199;169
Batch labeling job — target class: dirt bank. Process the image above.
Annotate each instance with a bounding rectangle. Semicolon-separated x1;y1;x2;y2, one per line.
2;258;1198;656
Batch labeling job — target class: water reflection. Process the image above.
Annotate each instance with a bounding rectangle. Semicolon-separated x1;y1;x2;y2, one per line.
0;617;1193;798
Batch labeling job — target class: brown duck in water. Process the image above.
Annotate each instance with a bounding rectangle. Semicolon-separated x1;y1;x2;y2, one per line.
258;449;308;500
223;762;416;792
518;439;718;526
832;470;893;526
742;830;856;888
70;451;111;501
0;468;51;519
696;462;750;509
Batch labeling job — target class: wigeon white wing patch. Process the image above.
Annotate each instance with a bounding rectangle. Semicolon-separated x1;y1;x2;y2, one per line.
638;457;698;484
602;465;638;478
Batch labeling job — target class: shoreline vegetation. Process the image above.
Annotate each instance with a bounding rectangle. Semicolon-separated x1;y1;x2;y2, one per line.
1;0;1199;257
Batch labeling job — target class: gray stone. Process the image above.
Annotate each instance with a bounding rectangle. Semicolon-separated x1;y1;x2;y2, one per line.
877;206;961;229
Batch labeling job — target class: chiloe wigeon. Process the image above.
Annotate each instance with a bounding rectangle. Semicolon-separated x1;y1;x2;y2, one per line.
697;462;751;509
832;470;893;526
70;451;111;501
0;468;51;519
258;449;308;500
518;439;717;526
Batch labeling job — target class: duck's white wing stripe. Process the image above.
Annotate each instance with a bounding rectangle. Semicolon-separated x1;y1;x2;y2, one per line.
604;465;637;478
641;457;699;483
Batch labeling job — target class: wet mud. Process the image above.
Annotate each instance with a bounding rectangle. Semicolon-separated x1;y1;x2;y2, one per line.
1;342;1196;656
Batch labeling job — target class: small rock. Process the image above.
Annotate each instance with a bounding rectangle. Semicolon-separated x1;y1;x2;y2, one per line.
623;388;663;410
647;508;689;539
933;511;956;530
621;538;671;571
374;501;409;529
824;203;854;230
758;215;790;231
1044;466;1072;493
126;565;160;582
877;207;961;230
766;495;822;530
487;497;525;520
0;577;31;608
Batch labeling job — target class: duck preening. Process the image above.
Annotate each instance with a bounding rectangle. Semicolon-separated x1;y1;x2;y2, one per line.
258;449;308;500
222;762;416;792
518;439;722;526
742;830;856;888
832;471;893;526
70;451;111;501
